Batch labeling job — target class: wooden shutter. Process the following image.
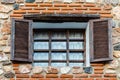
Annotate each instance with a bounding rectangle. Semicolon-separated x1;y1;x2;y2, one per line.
89;19;113;62
11;19;33;62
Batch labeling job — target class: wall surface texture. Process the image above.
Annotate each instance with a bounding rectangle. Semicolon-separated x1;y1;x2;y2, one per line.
0;0;120;80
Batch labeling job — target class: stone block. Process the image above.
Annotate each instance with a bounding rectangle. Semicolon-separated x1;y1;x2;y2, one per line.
0;13;9;19
4;72;15;78
0;5;12;13
72;67;83;74
45;66;59;74
32;66;43;74
1;0;15;4
25;0;35;3
84;67;93;74
3;46;10;53
60;67;71;74
15;0;24;3
19;64;32;73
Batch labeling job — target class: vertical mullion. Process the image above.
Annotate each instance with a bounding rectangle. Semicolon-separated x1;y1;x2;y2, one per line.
66;30;69;66
83;30;86;66
48;31;51;66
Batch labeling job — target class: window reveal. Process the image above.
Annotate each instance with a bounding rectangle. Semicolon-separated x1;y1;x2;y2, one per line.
33;30;85;67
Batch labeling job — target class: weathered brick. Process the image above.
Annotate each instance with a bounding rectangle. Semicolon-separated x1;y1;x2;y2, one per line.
20;7;33;10
75;7;88;10
54;4;67;7
16;74;29;78
13;10;26;14
27;10;40;13
10;14;23;17
31;74;44;78
83;3;96;7
46;74;58;78
90;74;103;78
25;3;38;7
75;74;88;78
41;10;55;14
39;3;53;7
104;74;117;78
60;74;73;78
34;7;46;10
69;4;82;7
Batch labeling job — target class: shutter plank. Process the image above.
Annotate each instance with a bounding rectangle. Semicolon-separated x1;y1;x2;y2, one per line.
89;19;113;62
11;19;33;62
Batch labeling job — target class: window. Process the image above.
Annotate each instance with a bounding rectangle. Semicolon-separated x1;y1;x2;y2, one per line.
33;30;85;67
11;14;113;67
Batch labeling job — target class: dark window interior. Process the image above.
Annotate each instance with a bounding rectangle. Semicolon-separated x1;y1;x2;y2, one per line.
33;29;85;67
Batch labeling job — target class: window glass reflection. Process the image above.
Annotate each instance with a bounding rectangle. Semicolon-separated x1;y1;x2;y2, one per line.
69;42;84;49
69;53;83;60
51;62;66;67
52;42;66;49
51;53;66;60
34;32;48;39
33;62;48;67
52;32;66;39
34;42;49;49
69;32;83;39
69;63;83;67
34;52;48;60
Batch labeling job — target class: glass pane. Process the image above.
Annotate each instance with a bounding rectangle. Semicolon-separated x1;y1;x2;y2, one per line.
34;32;48;39
34;52;48;60
52;32;66;39
34;42;49;49
69;32;83;39
51;53;66;60
51;62;66;67
51;42;66;49
69;52;83;60
33;62;48;67
69;42;84;49
69;62;83;67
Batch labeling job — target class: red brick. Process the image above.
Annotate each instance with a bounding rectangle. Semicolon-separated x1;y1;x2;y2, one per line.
10;14;23;17
69;4;82;7
46;74;58;78
94;67;104;70
47;7;60;10
100;14;113;18
104;74;117;78
13;64;19;67
16;74;29;78
27;10;40;13
25;3;38;7
61;7;73;11
41;10;55;14
89;7;101;10
75;7;88;10
20;7;33;10
60;74;73;78
94;70;103;74
56;11;69;14
13;10;26;14
81;78;94;80
99;11;111;14
39;3;53;7
70;11;83;14
75;74;88;78
54;4;67;7
31;74;44;78
90;74;103;78
85;11;97;14
34;7;46;10
96;78;110;80
16;78;31;80
10;78;15;80
83;3;96;7
14;70;21;74
38;78;51;80
91;63;104;67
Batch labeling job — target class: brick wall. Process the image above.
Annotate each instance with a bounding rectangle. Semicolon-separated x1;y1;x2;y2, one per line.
0;0;120;80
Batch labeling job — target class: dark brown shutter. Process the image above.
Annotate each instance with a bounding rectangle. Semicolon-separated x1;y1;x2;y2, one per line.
11;19;33;62
89;19;113;62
